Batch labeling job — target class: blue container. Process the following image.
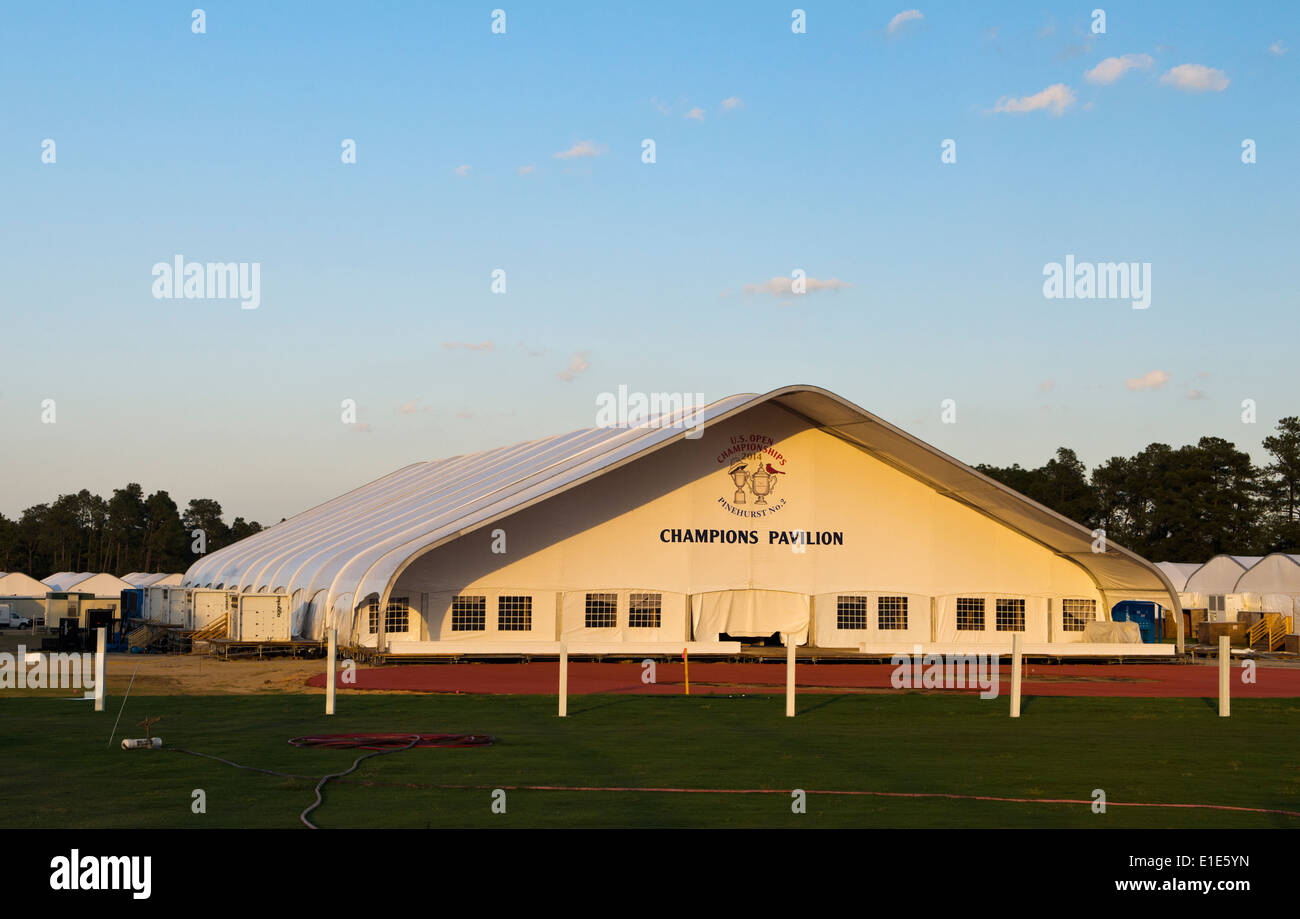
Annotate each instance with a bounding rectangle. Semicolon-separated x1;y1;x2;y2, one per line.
1111;601;1158;643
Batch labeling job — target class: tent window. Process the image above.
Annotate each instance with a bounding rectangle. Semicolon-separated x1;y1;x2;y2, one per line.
1209;595;1225;612
956;598;984;631
368;598;409;633
386;597;409;633
451;595;486;631
1062;598;1095;632
836;596;868;630
629;593;662;628
498;595;532;631
995;598;1025;631
877;596;908;630
585;593;617;628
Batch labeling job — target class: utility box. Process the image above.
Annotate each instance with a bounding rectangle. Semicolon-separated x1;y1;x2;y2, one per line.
235;594;291;641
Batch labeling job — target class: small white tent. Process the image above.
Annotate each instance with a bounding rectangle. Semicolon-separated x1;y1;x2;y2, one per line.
1184;555;1262;621
1234;554;1300;633
42;572;132;597
0;572;49;624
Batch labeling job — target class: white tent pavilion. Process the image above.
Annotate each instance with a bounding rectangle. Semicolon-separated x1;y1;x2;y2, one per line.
183;386;1182;655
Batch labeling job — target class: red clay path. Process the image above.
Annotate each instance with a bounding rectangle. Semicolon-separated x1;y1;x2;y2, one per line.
306;661;1300;698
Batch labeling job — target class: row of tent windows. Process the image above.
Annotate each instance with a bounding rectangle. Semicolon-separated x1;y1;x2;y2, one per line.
835;596;1098;632
447;593;665;632
372;594;1100;634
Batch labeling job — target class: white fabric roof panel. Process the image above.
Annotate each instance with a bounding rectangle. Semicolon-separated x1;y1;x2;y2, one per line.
1156;562;1203;592
41;572;94;591
181;386;1182;645
1185;554;1263;594
1234;554;1300;593
123;572;167;588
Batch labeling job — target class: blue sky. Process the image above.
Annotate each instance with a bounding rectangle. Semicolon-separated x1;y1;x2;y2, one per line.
1;1;1297;524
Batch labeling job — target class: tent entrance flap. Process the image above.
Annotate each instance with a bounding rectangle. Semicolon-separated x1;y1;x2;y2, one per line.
692;590;809;645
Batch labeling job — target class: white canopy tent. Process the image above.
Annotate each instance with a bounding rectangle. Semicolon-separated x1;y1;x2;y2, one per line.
0;572;50;623
1184;555;1262;621
183;386;1183;652
1234;554;1300;631
41;572;132;597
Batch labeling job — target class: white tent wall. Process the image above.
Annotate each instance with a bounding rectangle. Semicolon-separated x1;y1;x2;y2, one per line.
392;405;1120;651
1185;555;1262;617
812;592;932;648
561;590;688;644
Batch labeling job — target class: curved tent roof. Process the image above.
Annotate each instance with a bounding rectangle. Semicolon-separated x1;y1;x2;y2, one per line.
1156;562;1202;592
42;572;94;592
1233;553;1300;593
183;385;1183;647
123;572;185;588
0;572;49;597
1185;555;1263;594
41;572;131;596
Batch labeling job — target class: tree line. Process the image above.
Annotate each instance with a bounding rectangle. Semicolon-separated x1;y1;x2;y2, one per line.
0;484;262;579
977;417;1300;562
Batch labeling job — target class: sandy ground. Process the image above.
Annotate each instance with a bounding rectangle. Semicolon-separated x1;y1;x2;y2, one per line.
2;650;332;696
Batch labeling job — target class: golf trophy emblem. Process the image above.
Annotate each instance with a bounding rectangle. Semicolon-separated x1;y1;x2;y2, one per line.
727;458;786;506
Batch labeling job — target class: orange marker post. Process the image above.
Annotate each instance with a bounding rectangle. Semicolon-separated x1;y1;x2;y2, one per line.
683;647;690;696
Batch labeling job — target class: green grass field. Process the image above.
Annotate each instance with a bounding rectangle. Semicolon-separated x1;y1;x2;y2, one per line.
3;692;1298;828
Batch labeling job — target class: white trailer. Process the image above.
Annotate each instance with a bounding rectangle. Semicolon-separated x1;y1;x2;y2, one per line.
235;594;291;641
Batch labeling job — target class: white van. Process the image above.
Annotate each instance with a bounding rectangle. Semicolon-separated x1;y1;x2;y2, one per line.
0;604;33;629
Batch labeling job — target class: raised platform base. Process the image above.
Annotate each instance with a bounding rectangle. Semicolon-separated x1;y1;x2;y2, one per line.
367;639;741;656
858;641;1176;658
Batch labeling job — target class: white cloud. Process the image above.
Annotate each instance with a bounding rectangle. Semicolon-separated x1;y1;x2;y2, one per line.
651;97;672;115
1159;64;1229;92
553;140;607;160
742;276;852;298
557;351;591;382
1269;40;1287;56
684;107;705;121
991;83;1076;115
517;164;535;175
1085;53;1154;84
1125;370;1170;392
887;9;923;35
1186;388;1209;401
454;164;471;177
721;96;743;110
441;340;495;351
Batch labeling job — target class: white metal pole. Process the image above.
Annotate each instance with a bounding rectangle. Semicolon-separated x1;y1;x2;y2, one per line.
94;626;106;712
325;627;336;715
1009;633;1022;718
558;640;569;717
1218;634;1230;717
785;636;796;718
